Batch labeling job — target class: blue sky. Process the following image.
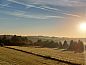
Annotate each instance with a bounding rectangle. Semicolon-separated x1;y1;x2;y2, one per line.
0;0;86;38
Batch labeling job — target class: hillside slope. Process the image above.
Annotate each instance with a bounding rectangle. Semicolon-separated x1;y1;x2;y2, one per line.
0;47;70;65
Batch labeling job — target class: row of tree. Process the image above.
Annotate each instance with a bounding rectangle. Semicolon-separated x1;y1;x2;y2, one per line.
0;35;29;46
34;40;84;53
0;35;84;53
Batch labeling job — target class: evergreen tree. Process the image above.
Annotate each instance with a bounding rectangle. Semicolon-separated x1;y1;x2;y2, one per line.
75;40;84;53
68;40;76;51
48;40;55;48
34;39;42;46
63;40;69;49
42;40;49;47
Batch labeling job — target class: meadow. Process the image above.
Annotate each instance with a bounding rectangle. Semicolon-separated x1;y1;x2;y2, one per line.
0;35;85;65
0;47;70;65
5;46;85;65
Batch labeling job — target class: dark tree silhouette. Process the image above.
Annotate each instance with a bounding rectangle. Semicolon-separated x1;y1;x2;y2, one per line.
75;40;84;53
34;39;43;46
63;40;69;49
34;40;59;48
68;40;77;51
42;40;49;47
47;40;56;48
0;35;31;46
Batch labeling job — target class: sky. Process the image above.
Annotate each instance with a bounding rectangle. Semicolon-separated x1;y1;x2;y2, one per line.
0;0;86;38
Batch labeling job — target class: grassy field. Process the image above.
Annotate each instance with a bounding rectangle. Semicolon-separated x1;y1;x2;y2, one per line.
0;47;72;65
4;46;85;65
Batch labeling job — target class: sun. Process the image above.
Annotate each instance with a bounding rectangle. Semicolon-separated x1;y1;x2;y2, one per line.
80;22;86;31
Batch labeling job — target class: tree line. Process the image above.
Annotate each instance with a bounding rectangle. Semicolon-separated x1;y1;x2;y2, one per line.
0;35;85;53
34;39;84;53
0;35;29;46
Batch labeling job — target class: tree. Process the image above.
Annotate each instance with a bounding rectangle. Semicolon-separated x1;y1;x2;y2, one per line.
20;37;29;45
47;40;55;48
75;40;84;53
2;35;6;44
68;40;77;51
11;35;29;46
63;40;69;49
0;35;32;46
34;39;42;46
42;40;49;47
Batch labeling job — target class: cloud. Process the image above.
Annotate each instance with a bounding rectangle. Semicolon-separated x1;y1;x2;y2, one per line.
0;3;10;7
12;0;86;7
6;0;81;18
0;8;64;19
0;3;64;19
8;11;64;19
39;6;81;17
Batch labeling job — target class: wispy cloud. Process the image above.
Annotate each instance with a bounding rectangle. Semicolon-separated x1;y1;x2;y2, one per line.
6;0;81;18
12;0;86;7
0;8;64;19
0;3;64;19
39;6;81;17
8;11;64;19
0;3;10;7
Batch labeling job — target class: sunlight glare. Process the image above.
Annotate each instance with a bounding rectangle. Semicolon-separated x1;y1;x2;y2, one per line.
80;22;86;31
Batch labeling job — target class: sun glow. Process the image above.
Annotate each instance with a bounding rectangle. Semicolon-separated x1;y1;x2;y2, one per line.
80;22;86;31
